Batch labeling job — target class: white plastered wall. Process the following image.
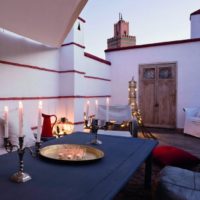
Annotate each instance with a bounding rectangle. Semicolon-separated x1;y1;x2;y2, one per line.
106;41;200;129
0;17;111;133
0;29;61;132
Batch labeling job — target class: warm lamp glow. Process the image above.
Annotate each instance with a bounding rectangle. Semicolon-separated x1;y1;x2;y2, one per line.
53;118;73;136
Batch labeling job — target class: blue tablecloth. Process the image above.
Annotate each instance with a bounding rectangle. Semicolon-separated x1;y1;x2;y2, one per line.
0;132;158;200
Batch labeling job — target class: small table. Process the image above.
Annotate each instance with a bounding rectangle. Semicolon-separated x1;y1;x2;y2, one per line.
0;132;158;200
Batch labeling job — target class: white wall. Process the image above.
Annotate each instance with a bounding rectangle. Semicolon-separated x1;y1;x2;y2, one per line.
59;20;111;130
59;46;74;70
106;41;200;128
0;31;60;70
0;17;112;134
73;53;111;129
63;18;85;47
83;57;111;79
0;29;62;132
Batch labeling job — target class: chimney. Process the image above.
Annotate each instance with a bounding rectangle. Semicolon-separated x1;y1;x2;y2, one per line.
190;9;200;39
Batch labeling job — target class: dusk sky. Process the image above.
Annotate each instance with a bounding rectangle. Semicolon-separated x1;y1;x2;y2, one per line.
81;0;200;58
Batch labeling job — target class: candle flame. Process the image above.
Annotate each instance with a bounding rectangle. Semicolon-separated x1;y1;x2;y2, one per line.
4;106;8;112
19;101;23;108
87;100;90;105
39;100;43;109
106;97;109;104
95;99;98;105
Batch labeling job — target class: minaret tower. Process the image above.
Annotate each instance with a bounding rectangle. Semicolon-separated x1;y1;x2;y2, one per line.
107;13;136;49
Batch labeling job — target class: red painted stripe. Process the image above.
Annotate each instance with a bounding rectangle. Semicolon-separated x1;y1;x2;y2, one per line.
60;70;85;75
0;60;59;73
0;60;85;74
84;52;111;65
78;17;86;23
61;42;85;49
0;95;111;101
83;95;111;98
0;59;110;81
84;75;111;82
31;126;38;130
105;38;200;52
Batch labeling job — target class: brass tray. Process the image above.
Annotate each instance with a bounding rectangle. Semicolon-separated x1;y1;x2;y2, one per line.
39;144;104;162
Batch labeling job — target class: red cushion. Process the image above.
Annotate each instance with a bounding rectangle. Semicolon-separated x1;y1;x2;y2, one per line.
152;146;200;168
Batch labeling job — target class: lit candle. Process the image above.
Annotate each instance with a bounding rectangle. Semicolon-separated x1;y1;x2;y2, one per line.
37;101;42;142
4;106;9;138
106;97;109;122
18;101;24;137
86;100;90;119
95;99;98;119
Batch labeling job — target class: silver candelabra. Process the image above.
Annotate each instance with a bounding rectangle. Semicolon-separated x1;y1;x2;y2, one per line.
4;136;41;183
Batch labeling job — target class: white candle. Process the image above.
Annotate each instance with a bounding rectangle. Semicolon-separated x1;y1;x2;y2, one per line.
37;101;42;142
18;101;24;137
4;106;9;138
86;100;90;119
95;99;98;119
106;97;109;122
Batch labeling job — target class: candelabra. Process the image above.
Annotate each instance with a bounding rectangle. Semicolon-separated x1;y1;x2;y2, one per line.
89;119;102;145
4;136;41;183
83;112;90;129
4;137;15;153
84;119;89;128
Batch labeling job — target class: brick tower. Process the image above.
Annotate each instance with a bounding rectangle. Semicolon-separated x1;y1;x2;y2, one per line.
107;13;136;49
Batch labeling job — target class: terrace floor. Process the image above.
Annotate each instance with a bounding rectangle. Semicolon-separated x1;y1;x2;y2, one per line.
114;127;200;200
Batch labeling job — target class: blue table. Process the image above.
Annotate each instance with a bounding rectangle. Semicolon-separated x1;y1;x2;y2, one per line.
0;132;158;200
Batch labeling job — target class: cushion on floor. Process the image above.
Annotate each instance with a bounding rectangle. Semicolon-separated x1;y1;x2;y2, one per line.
155;166;200;200
152;145;200;168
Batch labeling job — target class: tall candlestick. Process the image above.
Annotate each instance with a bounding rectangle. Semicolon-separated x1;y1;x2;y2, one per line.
106;98;109;122
95;99;98;119
37;101;42;142
18;101;24;137
86;100;90;120
4;106;9;138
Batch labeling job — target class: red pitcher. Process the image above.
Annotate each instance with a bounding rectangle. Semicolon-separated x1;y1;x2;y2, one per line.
41;113;57;137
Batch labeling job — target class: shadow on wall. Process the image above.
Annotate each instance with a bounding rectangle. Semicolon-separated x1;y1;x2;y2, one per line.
0;31;57;60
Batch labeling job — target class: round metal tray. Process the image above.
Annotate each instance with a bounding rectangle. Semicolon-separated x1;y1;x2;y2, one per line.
39;144;104;162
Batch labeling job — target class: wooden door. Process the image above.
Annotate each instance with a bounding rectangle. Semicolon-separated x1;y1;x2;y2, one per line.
139;63;176;128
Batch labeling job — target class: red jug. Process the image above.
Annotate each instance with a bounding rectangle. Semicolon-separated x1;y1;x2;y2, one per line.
41;113;57;137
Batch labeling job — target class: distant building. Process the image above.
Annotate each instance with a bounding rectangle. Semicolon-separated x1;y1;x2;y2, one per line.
107;13;136;49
